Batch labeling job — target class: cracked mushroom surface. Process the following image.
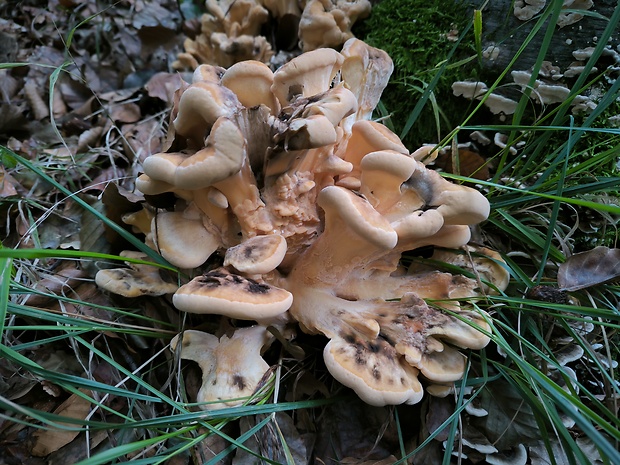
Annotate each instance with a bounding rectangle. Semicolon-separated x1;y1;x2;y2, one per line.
97;39;508;407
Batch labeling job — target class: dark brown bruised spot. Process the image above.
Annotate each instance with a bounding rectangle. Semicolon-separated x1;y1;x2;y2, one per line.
198;275;223;288
232;375;246;390
244;245;255;258
246;279;270;294
367;342;381;353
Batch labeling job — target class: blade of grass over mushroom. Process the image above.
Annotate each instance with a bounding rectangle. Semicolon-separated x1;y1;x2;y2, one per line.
391;369;490;465
493;339;620;457
0;257;12;337
490;209;565;262
0;396;112;431
0;248;177;272
490;296;620;322
508;1;563;133
441;362;471;465
0;147;172;268
442;173;620;215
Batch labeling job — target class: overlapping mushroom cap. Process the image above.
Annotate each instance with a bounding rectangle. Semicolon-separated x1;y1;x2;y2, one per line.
96;39;508;409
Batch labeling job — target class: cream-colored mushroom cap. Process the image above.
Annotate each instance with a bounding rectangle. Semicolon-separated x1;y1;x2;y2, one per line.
318;185;398;250
173;268;293;320
142;117;246;190
341;120;408;176
152;211;220;269
271;47;344;105
359;150;417;214
224;234;287;275
323;336;424;406
192;64;225;84
95;251;178;298
221;61;280;114
172;81;241;141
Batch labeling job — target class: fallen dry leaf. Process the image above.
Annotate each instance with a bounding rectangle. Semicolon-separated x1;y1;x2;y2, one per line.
32;389;93;456
557;246;620;291
0;165;19;197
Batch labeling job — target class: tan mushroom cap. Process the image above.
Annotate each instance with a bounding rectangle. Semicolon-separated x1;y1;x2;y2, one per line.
224;234;287;275
221;60;280;114
303;85;358;126
359;150;417;214
152;211;220;269
142;117;246;190
323;335;424;406
340;120;408;178
271;47;344;105
192;64;226;84
318;185;398;250
172;81;241;142
173;268;293;320
286;114;338;150
431;245;510;293
95;251;178;298
340;38;393;120
170;326;273;410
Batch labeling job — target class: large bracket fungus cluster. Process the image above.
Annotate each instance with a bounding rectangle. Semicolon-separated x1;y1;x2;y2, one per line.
97;39;508;409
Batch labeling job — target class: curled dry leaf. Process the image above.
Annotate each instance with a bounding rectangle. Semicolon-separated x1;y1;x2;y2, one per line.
557;246;620;291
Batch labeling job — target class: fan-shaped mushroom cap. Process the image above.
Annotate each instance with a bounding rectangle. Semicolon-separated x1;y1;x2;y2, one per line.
172;81;241;143
224;234;287;275
173;268;293;320
142;117;246;190
286;114;338;150
359;150;417;214
192;64;226;83
430;245;510;293
341;38;393;121
170;326;273;410
152;211;220;269
324;335;424;406
271;48;344;105
338;120;408;185
221;61;280;114
319;185;398;250
95;251;178;298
